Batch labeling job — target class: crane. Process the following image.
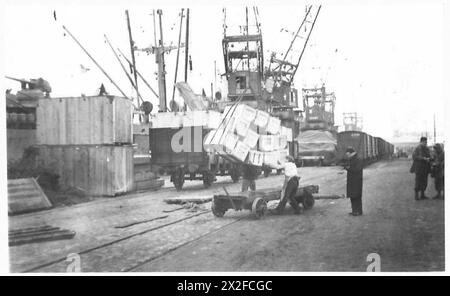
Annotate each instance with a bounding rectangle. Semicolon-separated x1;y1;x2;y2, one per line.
265;5;321;108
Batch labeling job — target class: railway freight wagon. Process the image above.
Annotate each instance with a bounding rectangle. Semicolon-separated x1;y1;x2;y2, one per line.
337;131;394;164
336;131;371;165
148;111;235;190
375;137;394;160
149;127;219;190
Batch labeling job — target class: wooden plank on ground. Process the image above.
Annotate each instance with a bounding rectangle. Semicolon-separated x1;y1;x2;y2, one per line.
8;178;52;215
9;230;76;246
164;194;213;204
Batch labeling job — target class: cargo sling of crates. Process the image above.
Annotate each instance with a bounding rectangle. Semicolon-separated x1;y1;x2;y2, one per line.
220;6;321;175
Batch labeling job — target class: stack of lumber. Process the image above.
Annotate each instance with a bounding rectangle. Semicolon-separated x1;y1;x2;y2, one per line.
9;225;76;246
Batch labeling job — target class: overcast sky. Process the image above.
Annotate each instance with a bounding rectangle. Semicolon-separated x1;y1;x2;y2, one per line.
1;0;448;143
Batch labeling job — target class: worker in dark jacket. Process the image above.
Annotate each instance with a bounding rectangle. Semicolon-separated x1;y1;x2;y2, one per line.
431;143;444;200
412;137;431;200
241;164;258;192
271;157;301;215
344;147;363;216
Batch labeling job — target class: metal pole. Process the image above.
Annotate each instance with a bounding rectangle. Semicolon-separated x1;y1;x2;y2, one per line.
434;114;436;144
210;82;214;102
152;9;158;46
291;5;321;82
157;9;168;112
62;25;130;100
171;8;184;103
118;48;159;99
282;5;313;62
214;60;217;92
184;8;190;82
105;34;143;104
125;10;140;107
246;7;250;91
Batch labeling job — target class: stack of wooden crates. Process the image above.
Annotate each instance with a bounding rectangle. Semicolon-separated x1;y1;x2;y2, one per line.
35;96;135;196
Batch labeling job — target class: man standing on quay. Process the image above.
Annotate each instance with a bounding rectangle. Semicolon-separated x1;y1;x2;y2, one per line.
344;147;364;216
412;137;431;200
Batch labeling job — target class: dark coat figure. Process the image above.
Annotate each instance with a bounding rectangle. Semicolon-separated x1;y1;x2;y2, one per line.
431;143;444;199
273;176;300;214
99;83;108;96
241;164;258;192
412;137;431;199
344;148;363;216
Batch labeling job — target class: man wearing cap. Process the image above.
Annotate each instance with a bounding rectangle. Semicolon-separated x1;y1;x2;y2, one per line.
271;156;301;215
412;137;431;200
344;147;364;216
431;143;444;200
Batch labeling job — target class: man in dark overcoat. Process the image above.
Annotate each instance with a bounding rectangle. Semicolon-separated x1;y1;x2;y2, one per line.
412;137;431;200
344;147;364;216
431;143;444;200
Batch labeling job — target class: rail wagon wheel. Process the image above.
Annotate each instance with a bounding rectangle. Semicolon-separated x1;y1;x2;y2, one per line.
276;169;283;175
252;197;267;219
263;167;271;177
211;202;225;217
302;191;315;210
203;170;215;188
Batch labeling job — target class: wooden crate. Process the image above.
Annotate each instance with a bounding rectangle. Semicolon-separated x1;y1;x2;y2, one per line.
36;145;135;196
36;96;133;145
7;129;37;162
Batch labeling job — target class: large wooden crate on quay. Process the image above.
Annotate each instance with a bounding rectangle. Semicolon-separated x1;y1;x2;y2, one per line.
36;145;135;196
36;96;133;145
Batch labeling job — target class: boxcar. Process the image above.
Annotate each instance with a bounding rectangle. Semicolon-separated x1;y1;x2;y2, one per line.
337;131;394;164
336;131;369;163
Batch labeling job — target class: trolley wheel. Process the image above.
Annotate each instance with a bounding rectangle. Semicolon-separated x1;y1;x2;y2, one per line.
203;171;215;188
252;197;267;219
172;169;185;191
263;168;271;178
211;202;226;217
302;191;315;210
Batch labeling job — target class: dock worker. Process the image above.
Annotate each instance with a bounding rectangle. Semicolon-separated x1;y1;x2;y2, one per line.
98;83;108;96
241;163;258;192
344;147;363;216
411;137;431;200
431;143;444;200
271;156;301;215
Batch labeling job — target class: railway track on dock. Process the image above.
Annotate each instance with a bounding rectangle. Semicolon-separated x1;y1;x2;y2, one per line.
19;167;340;272
23;208;244;272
